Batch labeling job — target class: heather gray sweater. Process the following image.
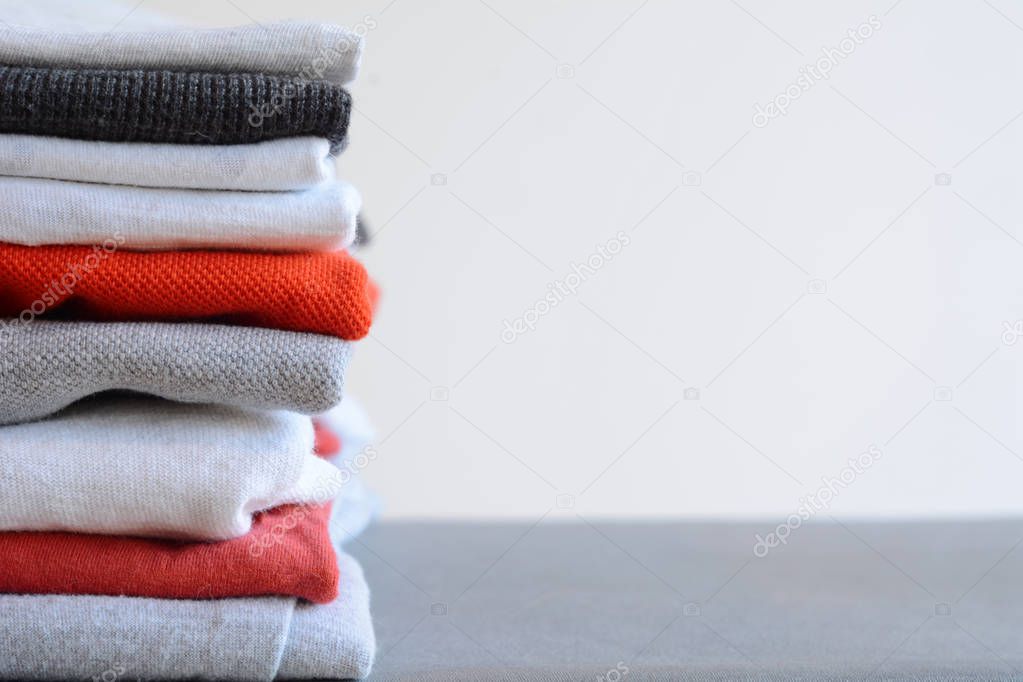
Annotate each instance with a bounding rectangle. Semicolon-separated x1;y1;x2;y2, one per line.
0;320;352;424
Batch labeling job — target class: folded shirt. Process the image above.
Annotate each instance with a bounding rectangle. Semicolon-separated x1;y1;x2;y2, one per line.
0;320;353;426
0;134;337;191
0;551;374;680
0;65;351;147
0;396;344;540
0;501;338;603
0;244;374;340
0;1;362;86
0;421;352;604
0;175;359;251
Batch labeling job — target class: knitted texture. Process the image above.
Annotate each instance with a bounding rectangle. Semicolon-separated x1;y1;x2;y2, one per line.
0;552;375;680
0;422;343;603
0;501;338;603
0;1;362;86
0;244;374;340
0;134;337;191
0;64;352;147
0;320;353;425
0;175;360;251
0;396;345;540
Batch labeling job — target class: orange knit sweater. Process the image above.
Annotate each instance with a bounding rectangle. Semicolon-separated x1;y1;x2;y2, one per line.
0;243;374;339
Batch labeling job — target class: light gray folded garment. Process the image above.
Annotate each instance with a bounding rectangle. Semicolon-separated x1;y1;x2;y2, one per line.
0;551;375;680
0;0;363;86
0;175;361;252
0;320;352;425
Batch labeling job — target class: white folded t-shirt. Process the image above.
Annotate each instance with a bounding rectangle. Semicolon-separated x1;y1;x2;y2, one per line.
0;175;361;252
0;135;338;192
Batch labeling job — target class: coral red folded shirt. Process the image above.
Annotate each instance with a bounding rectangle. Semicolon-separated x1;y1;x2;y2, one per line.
0;422;344;603
0;243;373;339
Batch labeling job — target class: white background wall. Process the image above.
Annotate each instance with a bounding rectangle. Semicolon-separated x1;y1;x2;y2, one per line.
152;0;1023;519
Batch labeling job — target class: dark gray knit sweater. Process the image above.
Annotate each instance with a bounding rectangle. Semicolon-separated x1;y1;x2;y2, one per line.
0;65;351;147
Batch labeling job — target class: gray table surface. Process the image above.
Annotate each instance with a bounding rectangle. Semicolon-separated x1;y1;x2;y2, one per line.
347;519;1023;681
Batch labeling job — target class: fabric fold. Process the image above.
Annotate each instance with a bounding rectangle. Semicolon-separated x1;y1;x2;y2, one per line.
0;134;337;191
279;552;377;679
0;14;363;86
0;552;375;681
0;245;374;340
0;176;360;251
0;397;344;540
0;502;339;603
0;414;349;604
0;65;352;147
0;320;353;426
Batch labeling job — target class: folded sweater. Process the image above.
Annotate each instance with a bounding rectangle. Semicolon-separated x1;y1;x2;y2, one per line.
0;422;372;638
0;501;339;603
0;65;351;147
0;425;342;603
0;244;374;340
0;2;362;86
0;175;360;251
0;320;352;425
0;397;344;540
0;134;337;191
0;551;375;680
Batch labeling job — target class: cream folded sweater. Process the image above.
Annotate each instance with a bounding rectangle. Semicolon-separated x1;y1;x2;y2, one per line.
0;397;344;540
0;551;374;680
0;176;360;252
0;320;353;425
0;0;363;85
0;134;337;192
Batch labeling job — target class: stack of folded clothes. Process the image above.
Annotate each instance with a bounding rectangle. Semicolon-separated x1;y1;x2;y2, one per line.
0;2;379;680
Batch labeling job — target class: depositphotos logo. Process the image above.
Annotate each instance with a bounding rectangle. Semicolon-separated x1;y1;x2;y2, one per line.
0;232;127;340
501;231;631;343
752;445;882;558
752;15;881;128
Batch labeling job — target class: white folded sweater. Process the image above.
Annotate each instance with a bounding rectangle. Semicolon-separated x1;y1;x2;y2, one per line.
0;0;363;85
0;176;361;251
0;397;344;540
0;134;337;192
